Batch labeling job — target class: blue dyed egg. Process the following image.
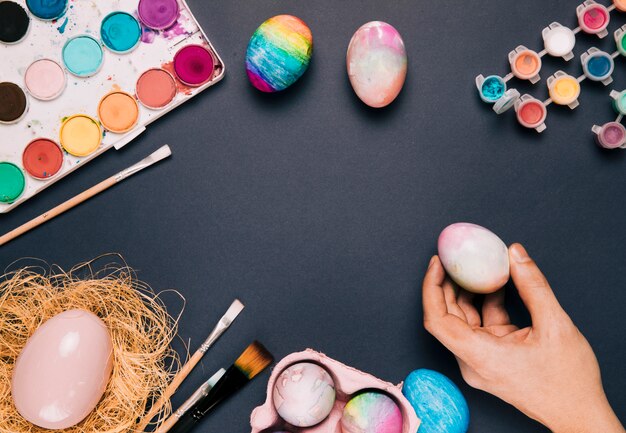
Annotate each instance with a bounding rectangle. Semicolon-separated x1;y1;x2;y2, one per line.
246;15;313;92
402;369;469;433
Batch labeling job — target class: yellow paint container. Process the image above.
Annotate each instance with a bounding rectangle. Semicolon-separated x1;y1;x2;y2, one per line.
615;0;626;11
548;72;580;109
97;91;139;133
60;114;102;157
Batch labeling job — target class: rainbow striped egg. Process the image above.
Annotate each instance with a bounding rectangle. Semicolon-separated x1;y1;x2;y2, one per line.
246;15;313;92
341;392;403;433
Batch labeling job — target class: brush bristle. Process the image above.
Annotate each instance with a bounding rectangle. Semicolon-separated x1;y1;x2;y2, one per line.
234;341;273;379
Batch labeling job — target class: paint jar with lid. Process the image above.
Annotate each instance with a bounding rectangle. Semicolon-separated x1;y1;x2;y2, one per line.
581;48;614;85
547;71;580;109
475;74;507;103
493;88;520;114
577;0;610;38
515;95;547;133
592;122;626;149
508;46;541;83
542;22;576;60
614;25;626;57
610;90;626;115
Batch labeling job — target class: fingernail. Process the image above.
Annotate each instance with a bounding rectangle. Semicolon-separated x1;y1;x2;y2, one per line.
428;256;436;268
511;244;531;263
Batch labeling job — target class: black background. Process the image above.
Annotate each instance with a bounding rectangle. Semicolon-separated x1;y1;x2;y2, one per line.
2;1;625;432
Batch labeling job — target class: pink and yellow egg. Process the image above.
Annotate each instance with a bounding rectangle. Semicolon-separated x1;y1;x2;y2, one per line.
341;392;403;433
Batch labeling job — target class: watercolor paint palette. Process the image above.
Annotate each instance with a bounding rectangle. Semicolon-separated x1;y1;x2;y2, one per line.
0;0;224;212
250;349;420;433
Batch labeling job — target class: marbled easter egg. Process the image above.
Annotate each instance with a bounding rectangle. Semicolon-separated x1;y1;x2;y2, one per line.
347;21;407;108
438;223;509;294
273;362;335;427
11;309;113;429
246;15;313;92
341;392;403;433
402;369;469;433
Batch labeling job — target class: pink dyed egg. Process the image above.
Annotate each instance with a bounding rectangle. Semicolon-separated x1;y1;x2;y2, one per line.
347;21;407;108
438;223;510;294
11;309;113;429
341;392;403;433
273;362;336;427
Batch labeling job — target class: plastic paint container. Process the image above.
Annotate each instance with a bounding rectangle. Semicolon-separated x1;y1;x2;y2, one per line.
542;23;576;60
493;88;520;114
613;0;626;12
592;122;626;149
0;1;30;44
0;162;26;203
62;35;104;78
173;44;215;87
615;25;626;56
59;114;102;156
515;95;547;133
610;90;626;115
100;11;142;53
22;138;64;179
475;75;506;103
577;1;610;38
136;68;177;109
547;71;580;109
97;91;139;133
509;46;541;83
26;0;67;20
137;0;179;30
24;59;66;100
0;82;28;124
581;48;614;85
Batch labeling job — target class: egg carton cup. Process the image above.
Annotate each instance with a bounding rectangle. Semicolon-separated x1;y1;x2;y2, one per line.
250;349;420;433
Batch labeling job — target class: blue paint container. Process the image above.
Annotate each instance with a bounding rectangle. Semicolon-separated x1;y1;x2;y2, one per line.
582;48;614;84
100;12;142;53
476;75;506;103
62;35;104;77
26;0;67;20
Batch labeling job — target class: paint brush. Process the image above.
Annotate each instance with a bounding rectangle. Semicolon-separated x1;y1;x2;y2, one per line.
168;341;274;433
0;145;172;247
154;368;226;433
137;300;245;431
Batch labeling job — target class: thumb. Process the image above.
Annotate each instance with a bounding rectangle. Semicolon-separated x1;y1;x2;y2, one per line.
509;243;566;330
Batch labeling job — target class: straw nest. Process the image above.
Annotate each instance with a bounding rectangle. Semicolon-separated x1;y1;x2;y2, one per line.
0;258;183;433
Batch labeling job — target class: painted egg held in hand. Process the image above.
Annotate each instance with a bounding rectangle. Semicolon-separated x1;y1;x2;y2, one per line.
438;222;510;294
402;369;469;433
246;15;313;92
11;309;114;429
341;392;403;433
347;21;407;108
273;362;336;427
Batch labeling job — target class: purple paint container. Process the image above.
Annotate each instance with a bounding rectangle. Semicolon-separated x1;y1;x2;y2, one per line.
592;121;626;149
173;44;215;86
137;0;179;30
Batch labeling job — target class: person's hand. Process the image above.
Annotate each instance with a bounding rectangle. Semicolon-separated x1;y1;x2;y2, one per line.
422;243;625;433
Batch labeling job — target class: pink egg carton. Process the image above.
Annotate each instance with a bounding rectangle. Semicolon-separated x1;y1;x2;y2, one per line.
250;349;421;433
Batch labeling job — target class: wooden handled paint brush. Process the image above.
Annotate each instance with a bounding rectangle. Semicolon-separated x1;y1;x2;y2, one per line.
138;300;245;431
0;145;172;247
167;341;273;433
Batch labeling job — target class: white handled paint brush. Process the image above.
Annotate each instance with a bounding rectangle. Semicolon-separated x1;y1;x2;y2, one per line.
0;145;172;246
138;300;245;431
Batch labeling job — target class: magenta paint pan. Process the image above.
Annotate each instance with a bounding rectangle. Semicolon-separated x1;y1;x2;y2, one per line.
173;44;215;87
137;0;179;30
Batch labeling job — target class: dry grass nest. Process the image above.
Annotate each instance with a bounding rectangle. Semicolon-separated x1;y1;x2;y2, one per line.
0;257;183;433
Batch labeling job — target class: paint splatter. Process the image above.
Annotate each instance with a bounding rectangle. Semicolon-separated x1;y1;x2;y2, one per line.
162;61;193;95
57;17;68;33
161;19;189;39
141;26;157;43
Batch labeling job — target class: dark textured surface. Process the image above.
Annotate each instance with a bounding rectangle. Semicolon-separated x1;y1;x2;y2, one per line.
1;1;625;432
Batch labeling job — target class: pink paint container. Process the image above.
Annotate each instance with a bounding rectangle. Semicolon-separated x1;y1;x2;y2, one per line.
577;0;610;38
592;122;626;149
250;349;420;433
515;94;547;133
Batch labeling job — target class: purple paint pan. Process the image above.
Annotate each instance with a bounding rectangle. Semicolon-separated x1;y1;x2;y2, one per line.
137;0;179;30
173;44;215;87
